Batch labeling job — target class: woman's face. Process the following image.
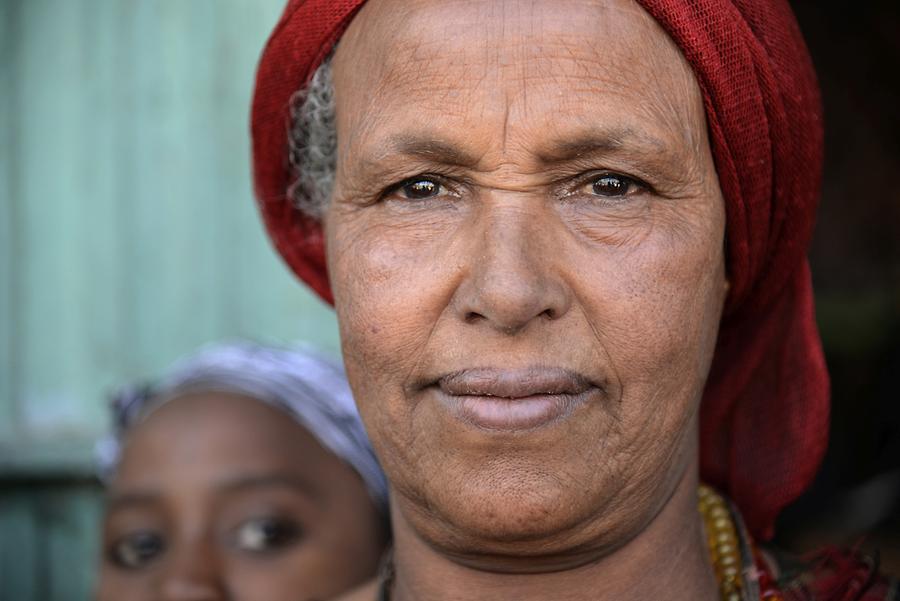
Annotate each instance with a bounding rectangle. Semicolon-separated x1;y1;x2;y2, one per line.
97;392;384;601
325;0;727;566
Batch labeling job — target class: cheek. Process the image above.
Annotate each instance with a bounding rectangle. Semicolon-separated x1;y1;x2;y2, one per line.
572;200;726;428
329;219;451;364
225;551;362;601
553;201;726;510
96;570;155;601
325;209;462;436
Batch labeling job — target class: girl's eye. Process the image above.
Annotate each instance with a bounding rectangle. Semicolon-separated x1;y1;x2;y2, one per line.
394;177;446;200
234;517;302;553
582;173;642;198
108;531;166;570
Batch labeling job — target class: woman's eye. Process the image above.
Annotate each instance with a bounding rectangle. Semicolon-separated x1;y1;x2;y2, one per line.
234;517;302;553
394;177;445;200
108;531;166;570
583;173;642;198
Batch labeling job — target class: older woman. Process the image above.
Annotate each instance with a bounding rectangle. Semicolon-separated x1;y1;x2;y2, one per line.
251;1;896;600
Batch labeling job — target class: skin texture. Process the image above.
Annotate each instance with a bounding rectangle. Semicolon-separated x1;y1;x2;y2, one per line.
96;392;385;601
325;0;728;598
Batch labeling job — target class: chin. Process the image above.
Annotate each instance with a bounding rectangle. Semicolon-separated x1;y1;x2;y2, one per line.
402;456;634;562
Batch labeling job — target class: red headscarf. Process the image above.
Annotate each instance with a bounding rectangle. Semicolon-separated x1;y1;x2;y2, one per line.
251;0;828;540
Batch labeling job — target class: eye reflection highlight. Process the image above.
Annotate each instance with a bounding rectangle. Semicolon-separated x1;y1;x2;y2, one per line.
108;530;166;570
232;516;304;553
580;173;645;199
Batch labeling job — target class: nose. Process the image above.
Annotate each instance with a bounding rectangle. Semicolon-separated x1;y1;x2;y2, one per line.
454;201;571;335
158;543;226;601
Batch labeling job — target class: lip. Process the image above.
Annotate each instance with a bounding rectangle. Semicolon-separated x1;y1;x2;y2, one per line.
432;367;600;432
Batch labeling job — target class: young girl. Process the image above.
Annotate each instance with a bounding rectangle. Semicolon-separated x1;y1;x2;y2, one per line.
95;342;389;601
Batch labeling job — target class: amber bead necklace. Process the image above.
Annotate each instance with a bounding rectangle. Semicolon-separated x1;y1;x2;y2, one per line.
699;485;783;601
699;484;748;601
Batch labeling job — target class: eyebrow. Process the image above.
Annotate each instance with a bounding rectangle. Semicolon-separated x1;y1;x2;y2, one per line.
536;129;671;165
106;491;160;512
214;473;319;498
363;134;483;171
358;127;672;175
105;474;318;512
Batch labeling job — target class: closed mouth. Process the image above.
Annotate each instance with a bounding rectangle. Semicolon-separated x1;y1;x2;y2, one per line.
431;366;601;431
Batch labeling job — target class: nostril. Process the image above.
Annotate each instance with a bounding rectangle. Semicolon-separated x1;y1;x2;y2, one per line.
465;312;485;324
542;308;556;319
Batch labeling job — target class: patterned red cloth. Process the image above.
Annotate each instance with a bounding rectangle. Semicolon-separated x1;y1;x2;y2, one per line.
251;0;829;541
772;547;899;600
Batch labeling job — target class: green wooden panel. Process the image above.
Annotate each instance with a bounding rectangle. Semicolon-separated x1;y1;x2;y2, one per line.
16;0;122;441
0;482;103;601
43;485;104;601
0;490;40;600
0;0;19;443
1;0;339;464
1;1;341;599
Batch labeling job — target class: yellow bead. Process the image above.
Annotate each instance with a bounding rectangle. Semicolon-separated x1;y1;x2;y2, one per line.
716;543;736;556
721;582;739;594
715;531;736;545
697;485;746;601
709;506;729;520
721;573;740;586
713;517;731;530
718;554;739;567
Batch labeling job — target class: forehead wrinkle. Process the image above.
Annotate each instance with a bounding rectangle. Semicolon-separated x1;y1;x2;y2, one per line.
357;0;671;90
343;0;701;121
337;0;709;185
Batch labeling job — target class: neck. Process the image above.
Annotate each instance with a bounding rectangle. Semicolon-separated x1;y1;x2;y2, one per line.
389;469;719;601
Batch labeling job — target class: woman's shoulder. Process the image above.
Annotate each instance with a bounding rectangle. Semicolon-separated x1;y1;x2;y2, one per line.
766;546;898;600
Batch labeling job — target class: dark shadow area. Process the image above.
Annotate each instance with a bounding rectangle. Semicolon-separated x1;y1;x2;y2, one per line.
777;0;900;573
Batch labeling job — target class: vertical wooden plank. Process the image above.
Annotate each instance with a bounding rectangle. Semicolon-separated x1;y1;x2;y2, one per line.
0;490;40;600
210;0;266;336
208;0;249;333
121;0;222;375
108;0;142;383
0;483;103;601
74;0;130;431
0;0;21;443
16;0;74;437
214;0;342;354
118;0;175;375
42;484;103;601
186;0;222;325
16;0;123;440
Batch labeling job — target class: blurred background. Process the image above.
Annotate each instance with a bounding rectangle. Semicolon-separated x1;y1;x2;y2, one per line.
0;0;897;599
0;1;338;597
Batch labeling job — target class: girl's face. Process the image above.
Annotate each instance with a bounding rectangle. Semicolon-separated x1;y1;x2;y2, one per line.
97;392;385;601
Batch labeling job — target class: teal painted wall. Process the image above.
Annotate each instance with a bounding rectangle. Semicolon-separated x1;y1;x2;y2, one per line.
0;1;339;598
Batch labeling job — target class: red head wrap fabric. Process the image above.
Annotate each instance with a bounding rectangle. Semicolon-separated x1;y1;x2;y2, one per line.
251;0;828;540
